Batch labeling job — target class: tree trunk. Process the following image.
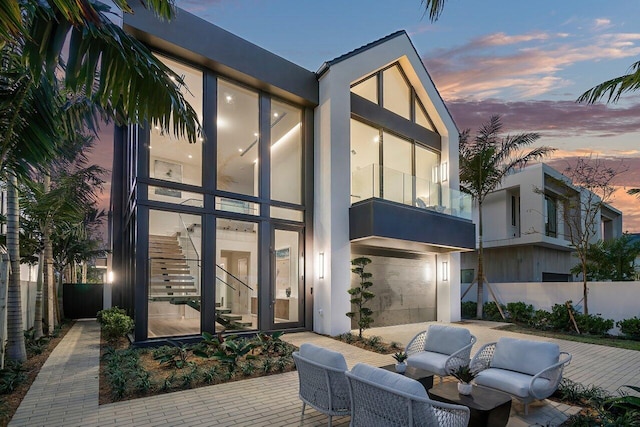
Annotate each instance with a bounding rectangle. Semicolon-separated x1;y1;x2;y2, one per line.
6;174;26;362
43;174;56;334
476;201;485;319
33;252;44;339
582;262;589;315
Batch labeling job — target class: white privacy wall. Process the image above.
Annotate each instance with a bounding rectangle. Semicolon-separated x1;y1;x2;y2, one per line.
461;281;640;325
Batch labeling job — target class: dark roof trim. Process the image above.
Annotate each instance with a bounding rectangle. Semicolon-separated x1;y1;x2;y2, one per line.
124;5;318;106
316;30;406;77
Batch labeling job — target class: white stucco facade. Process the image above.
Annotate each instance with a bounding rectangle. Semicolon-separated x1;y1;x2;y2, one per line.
313;33;464;335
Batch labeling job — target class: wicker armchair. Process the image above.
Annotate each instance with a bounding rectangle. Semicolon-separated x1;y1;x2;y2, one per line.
345;363;470;427
405;325;476;383
470;337;572;415
292;343;350;426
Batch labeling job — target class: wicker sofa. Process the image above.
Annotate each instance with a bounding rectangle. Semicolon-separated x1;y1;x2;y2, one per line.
405;325;477;383
292;343;351;426
470;337;572;414
345;363;470;427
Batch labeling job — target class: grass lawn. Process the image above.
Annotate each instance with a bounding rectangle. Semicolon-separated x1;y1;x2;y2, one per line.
499;324;640;351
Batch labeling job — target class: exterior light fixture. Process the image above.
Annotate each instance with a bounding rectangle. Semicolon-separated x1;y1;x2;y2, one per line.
319;252;325;279
442;261;449;281
107;271;115;284
441;162;448;182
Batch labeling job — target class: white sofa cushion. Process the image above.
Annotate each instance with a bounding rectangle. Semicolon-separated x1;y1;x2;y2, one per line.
475;368;553;399
299;343;348;371
406;351;449;375
350;363;427;398
424;325;471;355
490;337;559;376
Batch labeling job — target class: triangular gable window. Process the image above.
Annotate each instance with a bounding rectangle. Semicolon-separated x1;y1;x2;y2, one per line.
350;63;438;134
415;98;435;132
351;75;378;104
382;65;410;119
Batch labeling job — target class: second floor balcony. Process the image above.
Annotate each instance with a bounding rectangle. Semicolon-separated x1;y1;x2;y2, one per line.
351;164;472;220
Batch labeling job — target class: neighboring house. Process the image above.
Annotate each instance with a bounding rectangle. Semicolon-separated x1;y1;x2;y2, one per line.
110;5;475;344
630;233;640;280
461;163;622;284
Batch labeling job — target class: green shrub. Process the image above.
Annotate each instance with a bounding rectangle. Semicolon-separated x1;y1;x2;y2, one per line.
617;317;640;339
549;302;575;331
461;301;477;318
97;306;134;341
575;313;614;336
528;309;552;330
505;302;534;324
482;302;506;321
0;361;26;394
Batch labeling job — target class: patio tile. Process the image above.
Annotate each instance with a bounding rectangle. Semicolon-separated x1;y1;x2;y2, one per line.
10;319;623;426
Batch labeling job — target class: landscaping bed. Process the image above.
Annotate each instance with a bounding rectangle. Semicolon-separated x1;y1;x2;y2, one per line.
332;332;402;354
0;322;73;427
99;331;297;404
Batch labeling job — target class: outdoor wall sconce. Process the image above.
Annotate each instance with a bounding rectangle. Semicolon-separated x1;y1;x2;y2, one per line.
319;252;325;280
441;162;448;182
441;261;449;281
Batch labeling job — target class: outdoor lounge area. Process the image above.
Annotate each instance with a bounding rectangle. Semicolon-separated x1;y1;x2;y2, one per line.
12;319;640;426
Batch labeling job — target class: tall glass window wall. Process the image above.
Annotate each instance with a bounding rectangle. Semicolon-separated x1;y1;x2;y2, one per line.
148;55;203;204
137;54;308;341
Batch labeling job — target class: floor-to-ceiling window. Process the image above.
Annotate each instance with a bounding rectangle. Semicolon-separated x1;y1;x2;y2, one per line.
130;53;309;341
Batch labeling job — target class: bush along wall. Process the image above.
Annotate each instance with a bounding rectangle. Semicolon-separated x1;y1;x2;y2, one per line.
460;300;627;337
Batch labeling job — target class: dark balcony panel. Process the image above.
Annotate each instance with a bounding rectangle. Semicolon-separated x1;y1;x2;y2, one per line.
350;198;475;252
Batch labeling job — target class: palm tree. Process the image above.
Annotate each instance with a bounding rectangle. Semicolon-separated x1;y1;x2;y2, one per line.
459;116;555;319
1;0;201;361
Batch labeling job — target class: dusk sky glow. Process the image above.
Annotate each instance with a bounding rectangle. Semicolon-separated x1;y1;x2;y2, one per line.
94;1;640;232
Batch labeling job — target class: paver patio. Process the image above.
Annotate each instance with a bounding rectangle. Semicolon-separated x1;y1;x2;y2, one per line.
11;318;636;426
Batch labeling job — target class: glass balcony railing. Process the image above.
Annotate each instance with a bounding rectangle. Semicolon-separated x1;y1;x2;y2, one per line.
351;164;472;220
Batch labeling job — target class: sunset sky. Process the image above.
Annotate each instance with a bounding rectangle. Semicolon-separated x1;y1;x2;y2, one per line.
94;1;640;231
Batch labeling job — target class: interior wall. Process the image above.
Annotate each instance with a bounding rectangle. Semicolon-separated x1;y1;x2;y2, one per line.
349;253;436;328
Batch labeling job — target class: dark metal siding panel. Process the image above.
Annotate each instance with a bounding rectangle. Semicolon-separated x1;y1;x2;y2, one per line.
123;5;318;107
351;93;441;151
349;199;475;250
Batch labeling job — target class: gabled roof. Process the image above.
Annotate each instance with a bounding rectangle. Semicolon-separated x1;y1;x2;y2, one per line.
316;30;407;76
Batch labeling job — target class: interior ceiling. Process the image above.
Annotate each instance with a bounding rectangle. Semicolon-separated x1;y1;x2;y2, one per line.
150;54;302;188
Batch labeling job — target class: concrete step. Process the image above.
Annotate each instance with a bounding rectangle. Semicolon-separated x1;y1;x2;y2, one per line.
220;313;242;321
215;308;232;314
150;275;195;282
151;268;191;275
232;320;253;327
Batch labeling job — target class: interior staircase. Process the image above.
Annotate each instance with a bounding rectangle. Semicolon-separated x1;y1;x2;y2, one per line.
148;234;252;329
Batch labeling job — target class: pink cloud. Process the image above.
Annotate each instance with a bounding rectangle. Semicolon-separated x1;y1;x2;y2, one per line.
424;31;640;100
445;98;640;138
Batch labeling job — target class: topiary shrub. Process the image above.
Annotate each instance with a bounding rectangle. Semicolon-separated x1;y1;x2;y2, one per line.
97;306;134;342
617;317;640;339
505;302;534;324
460;301;477;319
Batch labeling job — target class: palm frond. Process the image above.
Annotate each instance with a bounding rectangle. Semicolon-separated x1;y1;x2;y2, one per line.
627;188;640;197
0;0;23;46
577;61;640;104
420;0;446;22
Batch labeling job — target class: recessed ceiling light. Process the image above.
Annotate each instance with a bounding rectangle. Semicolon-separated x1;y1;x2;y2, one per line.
169;76;176;81
238;148;243;153
253;132;259;137
373;136;380;143
154;125;160;130
225;94;233;103
273;112;279;118
198;137;204;142
148;146;152;149
188;154;193;159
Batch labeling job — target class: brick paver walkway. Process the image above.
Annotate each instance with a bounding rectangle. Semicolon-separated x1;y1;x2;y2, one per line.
14;318;635;426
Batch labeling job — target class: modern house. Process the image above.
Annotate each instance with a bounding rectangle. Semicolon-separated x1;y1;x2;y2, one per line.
110;5;475;344
461;163;622;283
